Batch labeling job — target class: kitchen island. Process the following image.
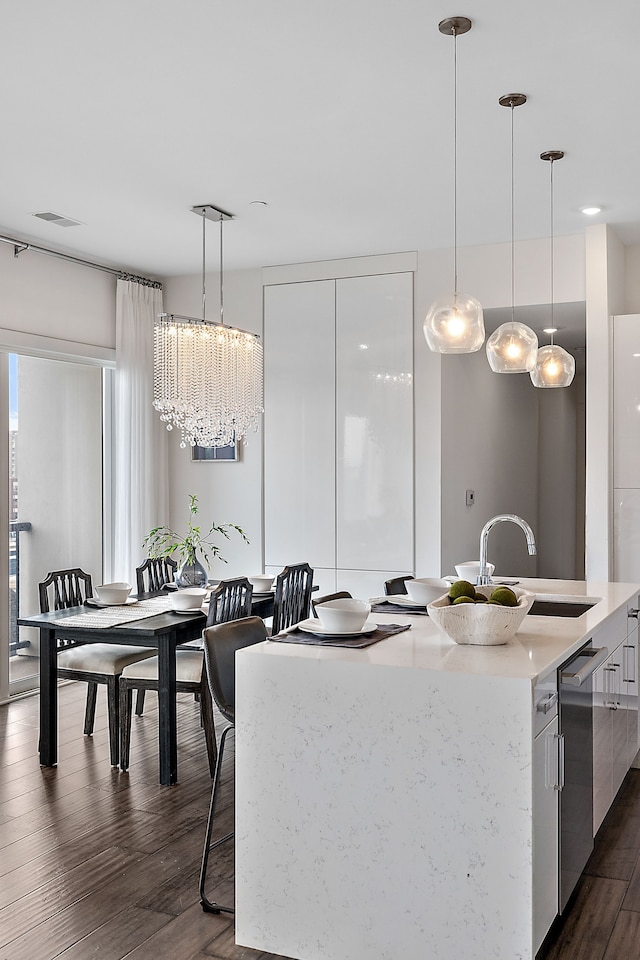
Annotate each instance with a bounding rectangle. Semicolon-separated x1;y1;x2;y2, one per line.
234;578;640;960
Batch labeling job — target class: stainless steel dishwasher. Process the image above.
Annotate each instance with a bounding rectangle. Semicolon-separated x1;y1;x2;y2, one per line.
558;643;609;911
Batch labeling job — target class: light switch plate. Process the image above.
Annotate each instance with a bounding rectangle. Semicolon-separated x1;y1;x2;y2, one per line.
466;489;475;506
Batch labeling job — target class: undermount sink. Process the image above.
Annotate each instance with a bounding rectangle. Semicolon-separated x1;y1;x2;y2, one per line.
526;594;601;618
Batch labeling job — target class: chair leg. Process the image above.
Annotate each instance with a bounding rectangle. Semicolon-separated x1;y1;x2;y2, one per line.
199;723;234;914
83;681;98;736
199;682;218;779
119;682;133;772
135;688;145;716
106;676;120;767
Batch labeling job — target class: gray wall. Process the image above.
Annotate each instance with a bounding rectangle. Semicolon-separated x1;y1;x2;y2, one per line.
440;347;539;579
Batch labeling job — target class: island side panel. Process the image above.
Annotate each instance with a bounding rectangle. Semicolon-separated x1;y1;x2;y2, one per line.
235;647;534;960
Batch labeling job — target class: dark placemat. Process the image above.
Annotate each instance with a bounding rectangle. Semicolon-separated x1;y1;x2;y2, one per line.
270;622;411;649
370;600;430;616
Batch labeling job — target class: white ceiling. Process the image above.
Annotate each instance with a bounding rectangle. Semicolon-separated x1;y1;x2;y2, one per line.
2;0;638;285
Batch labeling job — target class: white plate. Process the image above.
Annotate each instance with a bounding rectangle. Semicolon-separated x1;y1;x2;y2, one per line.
297;617;378;638
171;606;205;615
386;595;427;609
87;597;138;608
253;589;275;598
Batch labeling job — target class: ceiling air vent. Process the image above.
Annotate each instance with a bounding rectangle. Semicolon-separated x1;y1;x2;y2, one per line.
33;211;83;227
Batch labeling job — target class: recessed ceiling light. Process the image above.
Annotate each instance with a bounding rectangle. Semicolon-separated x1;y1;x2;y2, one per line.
543;327;558;335
580;206;602;216
249;200;268;207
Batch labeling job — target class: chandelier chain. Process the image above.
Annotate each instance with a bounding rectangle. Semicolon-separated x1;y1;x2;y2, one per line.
202;212;206;321
220;215;224;326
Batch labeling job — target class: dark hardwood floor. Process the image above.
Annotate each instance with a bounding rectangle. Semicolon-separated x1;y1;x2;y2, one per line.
0;680;291;960
1;680;640;960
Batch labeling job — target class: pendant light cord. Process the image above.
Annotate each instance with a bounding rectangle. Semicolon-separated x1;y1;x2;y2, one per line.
510;103;515;323
453;25;458;298
549;158;555;344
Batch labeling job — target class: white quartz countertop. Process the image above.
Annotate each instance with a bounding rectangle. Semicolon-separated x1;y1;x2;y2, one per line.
255;578;640;683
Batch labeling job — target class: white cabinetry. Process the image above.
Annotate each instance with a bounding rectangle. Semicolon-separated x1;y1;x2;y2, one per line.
613;315;640;582
533;715;559;955
592;605;640;834
264;272;413;594
624;611;639;769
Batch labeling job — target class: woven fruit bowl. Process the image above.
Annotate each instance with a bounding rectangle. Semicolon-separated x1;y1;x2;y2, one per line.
427;586;535;645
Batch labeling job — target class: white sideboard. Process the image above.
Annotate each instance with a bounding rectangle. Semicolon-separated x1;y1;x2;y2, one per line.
263;271;414;595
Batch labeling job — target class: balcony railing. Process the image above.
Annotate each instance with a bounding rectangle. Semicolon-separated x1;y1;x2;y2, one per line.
9;520;32;657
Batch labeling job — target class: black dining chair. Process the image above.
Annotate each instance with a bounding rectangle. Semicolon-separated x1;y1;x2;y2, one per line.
384;575;414;596
118;646;217;778
311;590;352;616
136;556;178;595
38;568;156;766
206;577;254;628
271;562;314;634
199;615;268;914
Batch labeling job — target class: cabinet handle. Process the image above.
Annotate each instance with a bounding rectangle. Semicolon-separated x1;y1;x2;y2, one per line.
612;663;621;706
624;643;636;684
555;733;565;791
629;608;640;620
537;692;558;714
605;665;619;709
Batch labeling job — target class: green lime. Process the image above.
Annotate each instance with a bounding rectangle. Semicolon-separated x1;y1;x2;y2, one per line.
490;586;518;607
452;595;475;605
474;595;488;603
448;579;476;601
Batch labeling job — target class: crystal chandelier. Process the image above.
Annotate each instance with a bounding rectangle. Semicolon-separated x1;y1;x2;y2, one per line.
423;16;484;354
530;153;576;389
153;205;264;447
486;94;538;373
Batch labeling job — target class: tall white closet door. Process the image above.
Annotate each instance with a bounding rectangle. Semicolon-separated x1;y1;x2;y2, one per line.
335;273;413;573
613;315;640;581
264;281;336;573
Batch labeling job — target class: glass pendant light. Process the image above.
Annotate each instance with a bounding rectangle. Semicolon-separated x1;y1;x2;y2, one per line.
486;94;538;373
530;152;576;388
424;16;484;354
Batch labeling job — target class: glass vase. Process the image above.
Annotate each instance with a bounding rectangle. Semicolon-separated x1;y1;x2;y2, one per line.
176;555;208;588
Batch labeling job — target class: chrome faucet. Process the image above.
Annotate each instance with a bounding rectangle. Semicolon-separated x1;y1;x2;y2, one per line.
478;514;537;585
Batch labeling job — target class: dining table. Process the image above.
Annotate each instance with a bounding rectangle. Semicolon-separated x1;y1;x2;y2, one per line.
19;587;278;786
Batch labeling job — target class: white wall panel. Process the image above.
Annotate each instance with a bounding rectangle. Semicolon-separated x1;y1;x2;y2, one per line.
612;316;640;584
336;568;412;601
613;489;640;582
613;315;640;489
335;273;413;572
264;281;336;570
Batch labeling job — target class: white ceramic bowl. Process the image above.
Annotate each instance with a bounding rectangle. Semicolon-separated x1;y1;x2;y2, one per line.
247;575;275;592
427;586;535;645
315;598;372;633
405;578;450;605
454;561;495;583
94;582;132;605
170;587;207;611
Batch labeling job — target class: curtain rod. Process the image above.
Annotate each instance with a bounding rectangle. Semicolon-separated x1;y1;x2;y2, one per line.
0;233;162;289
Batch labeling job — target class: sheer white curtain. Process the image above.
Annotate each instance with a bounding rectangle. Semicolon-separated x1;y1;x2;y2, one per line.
114;279;168;585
